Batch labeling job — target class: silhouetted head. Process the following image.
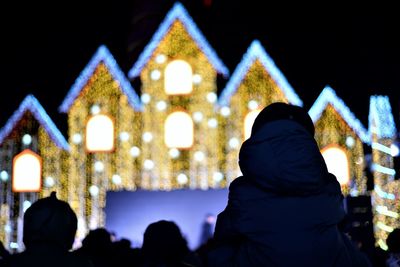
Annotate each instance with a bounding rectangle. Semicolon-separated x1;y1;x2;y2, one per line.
251;102;315;137
142;220;188;262
115;238;131;248
81;228;112;252
387;228;400;253
205;213;216;224
23;192;77;250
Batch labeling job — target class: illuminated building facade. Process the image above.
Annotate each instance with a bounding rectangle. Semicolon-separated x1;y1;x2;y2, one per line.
0;2;397;251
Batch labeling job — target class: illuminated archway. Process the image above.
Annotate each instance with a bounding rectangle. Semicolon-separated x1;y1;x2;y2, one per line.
165;111;193;148
244;109;261;140
86;114;114;152
321;145;350;185
13;149;42;192
164;60;193;95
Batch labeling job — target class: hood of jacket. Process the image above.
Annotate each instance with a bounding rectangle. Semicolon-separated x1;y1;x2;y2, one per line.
239;119;335;195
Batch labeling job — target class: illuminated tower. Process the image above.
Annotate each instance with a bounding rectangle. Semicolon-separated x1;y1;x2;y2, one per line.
368;95;399;250
59;46;142;238
309;86;369;195
0;95;69;251
128;2;229;190
217;40;303;183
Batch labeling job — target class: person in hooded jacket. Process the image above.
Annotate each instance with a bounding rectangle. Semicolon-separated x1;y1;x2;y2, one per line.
2;192;92;267
207;102;371;267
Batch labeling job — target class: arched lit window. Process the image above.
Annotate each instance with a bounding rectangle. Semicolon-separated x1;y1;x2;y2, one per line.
165;111;193;148
86;114;114;152
321;145;350;185
244;109;261;140
164;60;193;95
13;149;42;192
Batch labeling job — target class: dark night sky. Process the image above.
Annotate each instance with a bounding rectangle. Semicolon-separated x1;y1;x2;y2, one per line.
1;1;399;136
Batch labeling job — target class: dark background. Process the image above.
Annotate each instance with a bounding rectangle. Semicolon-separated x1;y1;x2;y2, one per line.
1;1;399;136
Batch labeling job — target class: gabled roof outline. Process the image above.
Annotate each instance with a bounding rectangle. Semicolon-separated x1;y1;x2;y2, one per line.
128;2;229;79
369;95;397;139
0;95;69;150
308;86;369;143
218;40;303;107
59;45;143;113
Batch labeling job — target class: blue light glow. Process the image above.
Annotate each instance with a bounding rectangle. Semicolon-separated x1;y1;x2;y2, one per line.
371;163;396;176
59;45;142;113
368;95;397;139
374;185;396;200
218;40;303;107
308;86;369;144
128;2;229;79
371;142;392;155
0;95;69;150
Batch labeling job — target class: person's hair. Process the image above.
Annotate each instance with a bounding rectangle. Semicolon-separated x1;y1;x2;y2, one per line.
23;192;77;250
81;228;112;250
142;220;189;263
251;102;315;136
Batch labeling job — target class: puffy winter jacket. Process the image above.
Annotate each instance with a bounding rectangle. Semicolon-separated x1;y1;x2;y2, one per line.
207;120;370;267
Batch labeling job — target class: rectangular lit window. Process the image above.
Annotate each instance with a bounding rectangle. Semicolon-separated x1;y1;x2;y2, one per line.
164;60;193;95
244;109;261;140
13;149;42;192
86;114;114;152
165;111;193;148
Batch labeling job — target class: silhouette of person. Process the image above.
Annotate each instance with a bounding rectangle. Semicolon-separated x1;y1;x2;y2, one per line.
386;228;400;267
207;102;371;266
110;238;141;267
199;213;216;246
73;228;113;267
0;240;10;261
139;220;202;267
2;192;92;267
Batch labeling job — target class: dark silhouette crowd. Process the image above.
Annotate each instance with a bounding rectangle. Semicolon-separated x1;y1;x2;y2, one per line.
1;103;398;267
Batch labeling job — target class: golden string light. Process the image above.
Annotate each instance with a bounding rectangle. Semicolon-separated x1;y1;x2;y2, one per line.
0;2;397;251
314;105;366;195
